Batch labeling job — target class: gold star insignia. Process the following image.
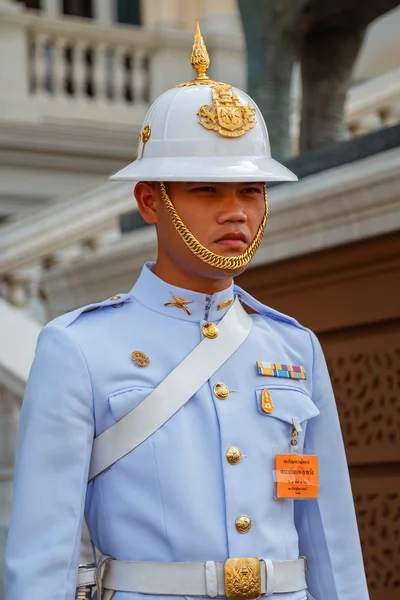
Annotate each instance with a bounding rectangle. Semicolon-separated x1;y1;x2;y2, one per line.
164;293;193;315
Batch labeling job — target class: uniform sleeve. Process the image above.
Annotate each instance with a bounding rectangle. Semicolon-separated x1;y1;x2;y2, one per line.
294;331;370;600
4;323;94;600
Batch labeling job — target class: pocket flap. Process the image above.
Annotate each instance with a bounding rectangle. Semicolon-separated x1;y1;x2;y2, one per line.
255;385;320;424
108;386;153;422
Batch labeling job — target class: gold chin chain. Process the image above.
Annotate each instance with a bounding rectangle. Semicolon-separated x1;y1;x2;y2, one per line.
159;182;268;270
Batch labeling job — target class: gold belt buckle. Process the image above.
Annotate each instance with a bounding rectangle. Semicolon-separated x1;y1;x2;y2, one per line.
224;557;261;600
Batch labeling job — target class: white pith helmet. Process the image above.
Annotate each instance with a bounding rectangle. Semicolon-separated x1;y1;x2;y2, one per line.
110;22;297;184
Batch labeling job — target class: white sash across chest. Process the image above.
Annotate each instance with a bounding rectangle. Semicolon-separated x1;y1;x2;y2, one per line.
88;297;253;481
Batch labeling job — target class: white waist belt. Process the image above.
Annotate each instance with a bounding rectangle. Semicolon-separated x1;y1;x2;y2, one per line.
88;558;307;596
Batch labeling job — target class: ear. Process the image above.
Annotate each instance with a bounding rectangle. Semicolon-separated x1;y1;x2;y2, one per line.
134;181;159;225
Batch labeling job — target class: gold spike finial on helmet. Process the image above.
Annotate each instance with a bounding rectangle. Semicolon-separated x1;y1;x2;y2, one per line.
191;20;210;81
176;20;226;87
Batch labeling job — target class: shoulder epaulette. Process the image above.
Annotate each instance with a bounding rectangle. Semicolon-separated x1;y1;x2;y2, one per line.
50;292;133;329
234;285;308;331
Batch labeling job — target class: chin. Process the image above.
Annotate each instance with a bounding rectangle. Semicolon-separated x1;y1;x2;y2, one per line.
205;261;250;279
212;246;249;257
221;264;249;278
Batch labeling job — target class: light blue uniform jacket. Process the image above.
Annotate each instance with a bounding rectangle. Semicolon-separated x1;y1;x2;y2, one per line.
5;263;369;600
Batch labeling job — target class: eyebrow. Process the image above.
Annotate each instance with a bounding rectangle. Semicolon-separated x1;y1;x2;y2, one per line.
184;182;265;186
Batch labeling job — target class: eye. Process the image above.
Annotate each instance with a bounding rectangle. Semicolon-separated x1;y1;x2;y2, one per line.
191;186;217;193
241;187;263;194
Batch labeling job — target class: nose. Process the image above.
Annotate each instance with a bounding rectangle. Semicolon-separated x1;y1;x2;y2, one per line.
216;192;247;224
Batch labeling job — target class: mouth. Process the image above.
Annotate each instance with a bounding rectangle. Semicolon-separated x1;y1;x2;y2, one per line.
214;231;249;250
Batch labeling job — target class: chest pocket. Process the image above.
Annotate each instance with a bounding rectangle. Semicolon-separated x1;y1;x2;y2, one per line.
108;386;154;422
255;384;320;424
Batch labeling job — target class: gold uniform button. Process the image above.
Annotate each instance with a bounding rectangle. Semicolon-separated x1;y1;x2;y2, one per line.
213;382;229;400
226;446;242;465
131;351;150;367
110;295;121;301
202;322;219;339
235;515;252;534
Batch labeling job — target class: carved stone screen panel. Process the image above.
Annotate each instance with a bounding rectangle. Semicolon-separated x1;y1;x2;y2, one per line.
321;321;400;600
352;475;400;600
323;323;400;465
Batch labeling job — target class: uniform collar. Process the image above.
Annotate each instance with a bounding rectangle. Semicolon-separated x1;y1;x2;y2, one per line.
130;263;235;323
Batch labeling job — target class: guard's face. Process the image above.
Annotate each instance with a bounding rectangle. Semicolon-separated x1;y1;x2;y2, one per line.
135;181;266;279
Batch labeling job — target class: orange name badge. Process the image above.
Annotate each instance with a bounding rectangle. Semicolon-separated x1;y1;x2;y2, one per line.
275;453;319;499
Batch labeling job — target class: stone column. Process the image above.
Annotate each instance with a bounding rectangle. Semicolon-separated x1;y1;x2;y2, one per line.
201;0;245;91
41;0;61;18
0;0;17;9
93;0;116;25
0;385;21;598
0;0;38;122
3;275;30;309
144;0;182;29
176;0;200;30
146;0;193;100
201;0;241;35
0;388;19;525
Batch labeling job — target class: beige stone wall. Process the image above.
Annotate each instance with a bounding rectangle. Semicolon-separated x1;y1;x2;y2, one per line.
143;0;238;29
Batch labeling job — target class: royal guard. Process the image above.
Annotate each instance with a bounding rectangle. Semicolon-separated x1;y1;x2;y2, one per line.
5;22;369;600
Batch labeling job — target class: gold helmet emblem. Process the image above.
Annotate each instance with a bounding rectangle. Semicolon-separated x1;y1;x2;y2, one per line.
198;84;257;138
176;20;257;138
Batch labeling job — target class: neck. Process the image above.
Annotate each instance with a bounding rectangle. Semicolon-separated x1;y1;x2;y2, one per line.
152;258;233;294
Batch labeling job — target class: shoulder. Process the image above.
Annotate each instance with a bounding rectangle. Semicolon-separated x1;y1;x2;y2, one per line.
46;292;134;331
234;285;325;382
29;293;134;380
234;284;309;333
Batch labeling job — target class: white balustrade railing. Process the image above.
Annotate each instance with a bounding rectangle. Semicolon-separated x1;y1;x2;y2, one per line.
346;68;400;135
0;4;199;125
0;175;135;316
0;179;135;277
26;17;151;124
29;30;150;107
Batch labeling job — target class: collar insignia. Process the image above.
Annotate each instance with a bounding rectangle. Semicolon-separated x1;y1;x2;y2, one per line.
164;293;193;315
217;299;233;311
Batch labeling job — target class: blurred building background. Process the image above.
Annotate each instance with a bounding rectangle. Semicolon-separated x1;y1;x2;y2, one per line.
0;1;399;599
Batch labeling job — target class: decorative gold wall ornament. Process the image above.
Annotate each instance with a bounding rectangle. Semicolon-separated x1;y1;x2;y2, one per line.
164;293;193;315
224;557;261;600
198;85;257;138
159;182;268;271
176;20;225;88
